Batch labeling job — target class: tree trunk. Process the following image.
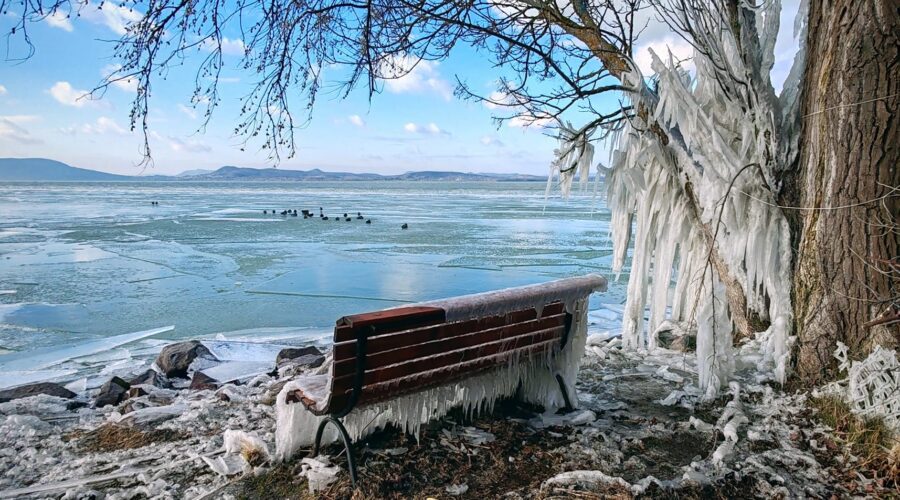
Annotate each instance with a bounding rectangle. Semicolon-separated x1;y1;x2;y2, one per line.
792;0;899;384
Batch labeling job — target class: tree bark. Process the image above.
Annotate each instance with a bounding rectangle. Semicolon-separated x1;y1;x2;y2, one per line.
792;0;899;384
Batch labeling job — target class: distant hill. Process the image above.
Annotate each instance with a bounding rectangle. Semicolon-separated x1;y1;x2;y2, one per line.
0;158;547;182
393;171;546;181
201;166;386;181
0;158;132;181
176;168;215;177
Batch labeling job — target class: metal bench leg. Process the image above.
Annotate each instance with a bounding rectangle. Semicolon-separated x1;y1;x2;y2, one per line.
555;373;574;412
311;416;359;487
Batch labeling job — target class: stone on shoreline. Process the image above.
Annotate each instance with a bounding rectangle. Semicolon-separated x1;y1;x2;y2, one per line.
190;372;219;391
95;377;130;407
275;346;322;366
127;386;149;399
0;382;76;403
156;341;214;378
128;369;168;388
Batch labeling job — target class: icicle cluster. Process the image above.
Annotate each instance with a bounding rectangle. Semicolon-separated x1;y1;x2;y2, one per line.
546;122;596;199
558;1;804;398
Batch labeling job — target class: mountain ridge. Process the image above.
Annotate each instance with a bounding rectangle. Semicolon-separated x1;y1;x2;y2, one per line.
0;158;547;182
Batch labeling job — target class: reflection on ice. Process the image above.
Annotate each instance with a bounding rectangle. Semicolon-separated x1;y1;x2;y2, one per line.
0;303;90;330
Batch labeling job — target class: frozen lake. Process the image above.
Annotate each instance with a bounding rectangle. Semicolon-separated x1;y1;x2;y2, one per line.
0;181;628;371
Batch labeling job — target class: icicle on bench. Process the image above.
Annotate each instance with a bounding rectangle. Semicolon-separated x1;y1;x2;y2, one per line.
275;274;607;485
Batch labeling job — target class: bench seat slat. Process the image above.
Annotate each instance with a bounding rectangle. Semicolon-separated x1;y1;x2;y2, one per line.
333;306;446;342
324;337;563;409
332;302;565;360
330;312;567;378
332;324;565;390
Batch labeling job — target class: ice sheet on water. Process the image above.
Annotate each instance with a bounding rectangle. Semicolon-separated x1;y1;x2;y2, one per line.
0;290;16;295
589;309;620;321
208;208;261;215
204;327;333;344
0;325;174;371
1;242;116;266
0;369;79;390
201;361;273;383
191;217;285;222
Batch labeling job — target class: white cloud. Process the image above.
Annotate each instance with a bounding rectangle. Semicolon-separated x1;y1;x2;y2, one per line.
61;116;128;135
404;122;449;135
102;64;138;93
45;10;73;32
482;90;509;110
49;81;95;107
168;136;211;153
0;85;7;96
348;114;365;127
480;135;504;147
81;2;142;35
508;112;554;129
0;115;41;144
380;55;453;100
220;37;246;56
201;37;247;56
633;35;695;77
178;104;198;119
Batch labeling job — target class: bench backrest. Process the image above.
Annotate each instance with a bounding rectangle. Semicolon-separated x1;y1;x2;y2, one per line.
300;274;606;416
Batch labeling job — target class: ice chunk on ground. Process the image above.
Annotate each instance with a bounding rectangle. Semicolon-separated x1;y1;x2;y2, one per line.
300;456;340;493
529;409;596;429
201;361;273;383
114;404;186;426
202;455;245;476
833;342;899;431
223;429;270;464
446;483;469;495
541;470;631;491
200;341;290;362
654;365;684;384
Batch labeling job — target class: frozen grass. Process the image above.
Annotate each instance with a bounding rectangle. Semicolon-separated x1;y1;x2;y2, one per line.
809;395;899;489
67;424;190;453
239;403;582;500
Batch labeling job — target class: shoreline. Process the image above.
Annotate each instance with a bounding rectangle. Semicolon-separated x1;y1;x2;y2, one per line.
1;326;895;498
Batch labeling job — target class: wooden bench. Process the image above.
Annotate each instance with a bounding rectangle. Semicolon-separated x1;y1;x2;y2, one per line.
281;274;606;484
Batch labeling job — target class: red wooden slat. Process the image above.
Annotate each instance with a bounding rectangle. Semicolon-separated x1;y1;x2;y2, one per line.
332;302;565;362
333;306;446;342
331;313;566;378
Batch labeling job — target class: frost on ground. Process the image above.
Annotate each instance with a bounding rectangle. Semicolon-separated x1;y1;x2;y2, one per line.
0;330;895;499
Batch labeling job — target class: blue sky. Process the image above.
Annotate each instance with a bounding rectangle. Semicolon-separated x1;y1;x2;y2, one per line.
0;2;799;176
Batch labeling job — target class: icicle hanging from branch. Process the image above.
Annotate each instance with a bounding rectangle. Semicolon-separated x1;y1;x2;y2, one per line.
549;122;595;199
